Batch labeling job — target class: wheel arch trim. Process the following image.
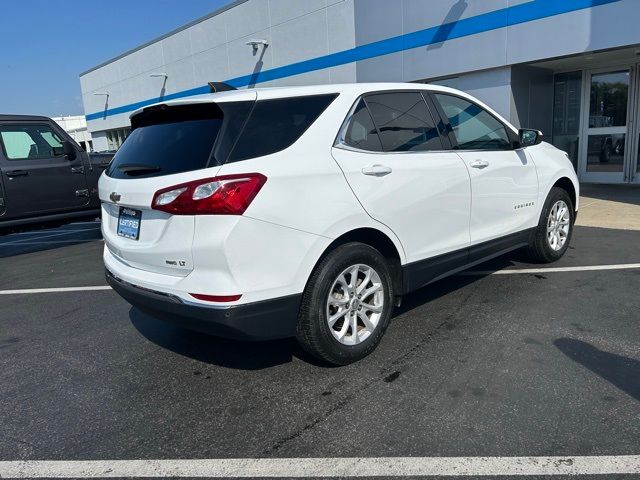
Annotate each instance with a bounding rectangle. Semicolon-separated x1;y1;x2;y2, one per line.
538;172;580;221
300;226;406;300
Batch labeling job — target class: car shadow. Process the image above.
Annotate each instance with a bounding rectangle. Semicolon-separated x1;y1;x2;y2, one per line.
0;221;102;258
130;253;523;370
129;308;325;370
555;338;640;402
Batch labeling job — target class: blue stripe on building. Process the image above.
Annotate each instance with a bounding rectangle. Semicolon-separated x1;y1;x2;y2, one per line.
86;0;620;121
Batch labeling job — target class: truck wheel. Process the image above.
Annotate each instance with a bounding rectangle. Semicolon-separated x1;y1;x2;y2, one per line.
296;242;394;365
526;187;574;263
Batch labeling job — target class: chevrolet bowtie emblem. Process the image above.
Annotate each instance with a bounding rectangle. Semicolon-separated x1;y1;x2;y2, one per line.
110;192;121;203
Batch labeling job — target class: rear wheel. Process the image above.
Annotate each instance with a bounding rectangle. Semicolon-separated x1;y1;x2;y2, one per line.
526;187;574;263
296;243;394;365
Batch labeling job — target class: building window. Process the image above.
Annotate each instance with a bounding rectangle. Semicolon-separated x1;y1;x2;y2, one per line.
106;127;131;151
552;71;582;169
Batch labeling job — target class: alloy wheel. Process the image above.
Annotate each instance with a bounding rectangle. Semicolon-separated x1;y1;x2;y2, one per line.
325;264;384;346
547;200;571;251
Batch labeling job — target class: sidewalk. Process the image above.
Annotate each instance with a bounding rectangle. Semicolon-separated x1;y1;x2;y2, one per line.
577;184;640;231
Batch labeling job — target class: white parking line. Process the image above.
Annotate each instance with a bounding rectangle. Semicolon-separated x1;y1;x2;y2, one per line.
1;264;639;296
0;286;111;295
1;455;639;478
459;263;640;276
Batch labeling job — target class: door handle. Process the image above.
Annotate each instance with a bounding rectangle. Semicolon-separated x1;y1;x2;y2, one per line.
71;166;85;174
5;170;29;178
469;159;490;169
362;164;392;177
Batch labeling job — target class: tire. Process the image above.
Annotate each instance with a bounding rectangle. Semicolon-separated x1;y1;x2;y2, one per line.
296;242;394;365
526;187;575;263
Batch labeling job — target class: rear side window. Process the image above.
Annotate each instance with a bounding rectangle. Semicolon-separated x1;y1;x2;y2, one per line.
340;99;383;152
364;92;443;152
228;94;338;163
0;124;64;160
434;93;511;150
106;102;252;179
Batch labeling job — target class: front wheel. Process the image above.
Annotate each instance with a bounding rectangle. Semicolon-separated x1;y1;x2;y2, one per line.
296;243;394;365
526;187;574;263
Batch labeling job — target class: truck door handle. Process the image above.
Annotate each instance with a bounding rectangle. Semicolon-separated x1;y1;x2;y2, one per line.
362;164;392;177
71;166;85;174
470;159;490;169
5;170;29;178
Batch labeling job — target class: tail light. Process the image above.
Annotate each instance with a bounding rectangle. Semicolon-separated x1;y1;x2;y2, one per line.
151;173;267;215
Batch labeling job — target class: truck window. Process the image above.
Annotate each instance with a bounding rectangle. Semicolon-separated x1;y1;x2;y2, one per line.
0;124;64;160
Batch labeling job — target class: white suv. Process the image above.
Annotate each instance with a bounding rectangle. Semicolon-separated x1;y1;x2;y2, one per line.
100;83;578;365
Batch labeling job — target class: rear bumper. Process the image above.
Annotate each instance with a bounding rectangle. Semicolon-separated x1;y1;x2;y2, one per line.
106;269;301;341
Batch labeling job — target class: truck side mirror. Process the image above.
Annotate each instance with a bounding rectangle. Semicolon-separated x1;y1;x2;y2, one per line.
519;129;543;147
62;140;77;160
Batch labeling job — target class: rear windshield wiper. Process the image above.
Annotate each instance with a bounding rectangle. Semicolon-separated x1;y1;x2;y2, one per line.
117;164;162;174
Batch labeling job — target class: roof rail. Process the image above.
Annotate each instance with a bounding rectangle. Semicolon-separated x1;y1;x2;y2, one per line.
208;82;237;93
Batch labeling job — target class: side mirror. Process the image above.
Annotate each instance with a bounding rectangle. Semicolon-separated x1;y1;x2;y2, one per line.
519;128;543;148
62;140;77;160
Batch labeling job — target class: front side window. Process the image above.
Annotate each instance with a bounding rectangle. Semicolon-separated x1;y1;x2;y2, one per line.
365;92;443;152
434;94;511;150
228;94;338;162
0;124;64;160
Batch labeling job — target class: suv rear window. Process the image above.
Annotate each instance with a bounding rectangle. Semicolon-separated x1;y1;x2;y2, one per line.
106;93;337;179
227;94;338;163
106;102;252;179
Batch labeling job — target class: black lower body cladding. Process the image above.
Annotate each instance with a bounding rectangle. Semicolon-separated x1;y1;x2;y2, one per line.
106;269;301;341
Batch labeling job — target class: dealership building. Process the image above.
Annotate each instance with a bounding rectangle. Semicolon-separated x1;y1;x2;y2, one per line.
80;0;640;184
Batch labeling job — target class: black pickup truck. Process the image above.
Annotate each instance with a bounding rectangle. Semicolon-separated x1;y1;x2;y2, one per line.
0;114;113;228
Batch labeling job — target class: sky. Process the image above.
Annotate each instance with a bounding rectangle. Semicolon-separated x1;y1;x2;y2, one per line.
0;0;233;117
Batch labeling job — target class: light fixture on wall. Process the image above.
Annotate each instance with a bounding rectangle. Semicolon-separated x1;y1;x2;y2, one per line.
149;73;169;100
93;92;110;119
245;39;269;54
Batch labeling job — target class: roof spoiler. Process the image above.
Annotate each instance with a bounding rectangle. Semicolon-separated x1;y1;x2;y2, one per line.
208;82;236;93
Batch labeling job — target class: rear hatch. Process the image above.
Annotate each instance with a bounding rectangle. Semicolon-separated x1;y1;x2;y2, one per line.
99;93;256;276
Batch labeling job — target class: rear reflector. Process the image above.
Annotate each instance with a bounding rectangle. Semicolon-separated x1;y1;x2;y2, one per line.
152;173;267;215
189;293;242;303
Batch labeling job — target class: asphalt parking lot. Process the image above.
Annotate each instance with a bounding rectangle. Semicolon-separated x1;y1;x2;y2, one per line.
1;192;639;478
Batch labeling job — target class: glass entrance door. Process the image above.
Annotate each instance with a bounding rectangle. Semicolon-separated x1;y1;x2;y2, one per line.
579;67;632;183
631;65;640;184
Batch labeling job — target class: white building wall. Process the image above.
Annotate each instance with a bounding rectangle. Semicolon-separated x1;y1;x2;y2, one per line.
91;131;109;152
51;115;92;148
80;0;640;136
81;0;356;135
353;0;640;83
352;0;640;125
